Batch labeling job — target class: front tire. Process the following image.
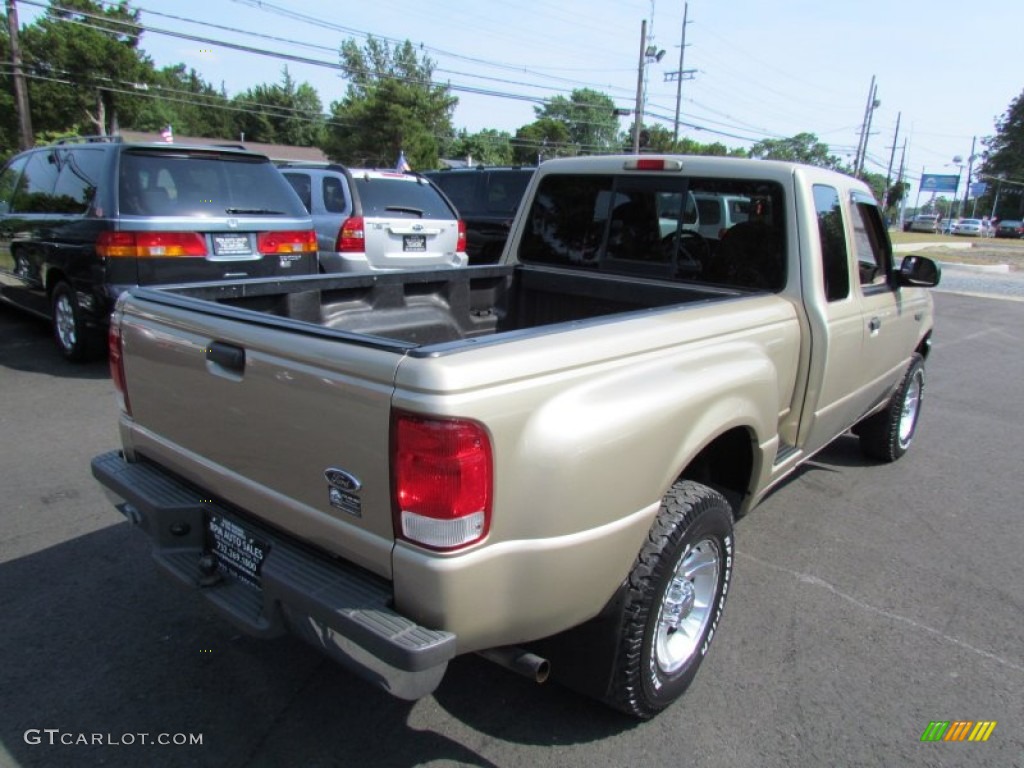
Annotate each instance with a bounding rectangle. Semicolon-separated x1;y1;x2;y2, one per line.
858;353;925;462
605;480;734;719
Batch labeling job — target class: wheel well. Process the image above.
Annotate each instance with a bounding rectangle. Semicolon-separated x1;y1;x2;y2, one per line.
45;269;68;297
916;332;932;360
678;427;755;511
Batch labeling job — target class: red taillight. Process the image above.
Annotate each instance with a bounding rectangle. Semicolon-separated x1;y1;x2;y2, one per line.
336;216;365;252
257;229;317;254
108;318;131;415
97;231;207;257
456;219;467;253
391;412;493;551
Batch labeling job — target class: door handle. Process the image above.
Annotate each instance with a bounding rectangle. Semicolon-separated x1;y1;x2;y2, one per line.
868;317;882;333
206;341;245;374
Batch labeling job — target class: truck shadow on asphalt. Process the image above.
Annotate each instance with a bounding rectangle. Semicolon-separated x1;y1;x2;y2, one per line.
0;307;109;380
0;523;634;768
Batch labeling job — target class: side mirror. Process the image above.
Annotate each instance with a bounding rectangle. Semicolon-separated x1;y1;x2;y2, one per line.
897;255;941;288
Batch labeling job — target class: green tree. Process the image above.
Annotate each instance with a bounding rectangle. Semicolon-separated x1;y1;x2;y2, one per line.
0;22;18;158
132;65;235;139
443;128;514;167
979;89;1024;218
20;0;149;135
748;132;843;170
231;67;325;147
510;118;571;165
535;88;618;153
324;37;456;168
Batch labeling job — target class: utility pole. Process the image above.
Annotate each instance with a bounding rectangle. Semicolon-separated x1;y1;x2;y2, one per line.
632;19;647;154
5;0;34;150
883;111;901;208
960;135;977;218
854;76;879;178
669;2;692;144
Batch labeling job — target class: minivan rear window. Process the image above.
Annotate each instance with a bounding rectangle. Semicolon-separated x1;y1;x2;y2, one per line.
352;176;454;219
119;151;308;218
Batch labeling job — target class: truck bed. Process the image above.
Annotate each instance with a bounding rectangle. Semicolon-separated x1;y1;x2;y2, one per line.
138;264;741;352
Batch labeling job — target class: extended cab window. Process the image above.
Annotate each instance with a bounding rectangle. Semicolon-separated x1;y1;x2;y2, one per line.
813;184;850;301
850;193;892;288
519;173;785;291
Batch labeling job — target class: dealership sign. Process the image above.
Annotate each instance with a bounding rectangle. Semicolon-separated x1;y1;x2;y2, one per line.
920;174;959;193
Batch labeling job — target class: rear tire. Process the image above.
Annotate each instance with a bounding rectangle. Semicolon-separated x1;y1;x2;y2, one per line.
858;353;925;462
51;282;101;362
605;480;734;719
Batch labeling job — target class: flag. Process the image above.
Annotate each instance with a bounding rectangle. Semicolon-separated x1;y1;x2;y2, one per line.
396;150;411;172
160;125;173;143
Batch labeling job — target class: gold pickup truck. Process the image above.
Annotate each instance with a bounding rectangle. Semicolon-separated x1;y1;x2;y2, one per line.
92;155;940;719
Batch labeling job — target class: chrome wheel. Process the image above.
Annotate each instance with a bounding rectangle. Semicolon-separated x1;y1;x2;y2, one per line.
898;369;924;448
654;537;721;674
53;289;78;353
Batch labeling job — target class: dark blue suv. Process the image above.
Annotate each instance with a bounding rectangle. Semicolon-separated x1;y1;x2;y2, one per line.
0;138;317;360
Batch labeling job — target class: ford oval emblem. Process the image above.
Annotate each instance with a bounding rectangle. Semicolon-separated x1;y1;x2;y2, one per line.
324;468;362;493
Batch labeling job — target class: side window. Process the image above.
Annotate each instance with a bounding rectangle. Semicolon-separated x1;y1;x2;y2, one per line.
813;184;850;302
0;155;29;214
52;148;105;215
322;176;347;214
282;172;312;212
851;199;891;288
11;151;60;213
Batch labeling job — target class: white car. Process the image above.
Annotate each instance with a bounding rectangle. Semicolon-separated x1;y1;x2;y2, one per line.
953;218;985;236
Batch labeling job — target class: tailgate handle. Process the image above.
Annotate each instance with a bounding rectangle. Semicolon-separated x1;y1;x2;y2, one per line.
207;341;245;373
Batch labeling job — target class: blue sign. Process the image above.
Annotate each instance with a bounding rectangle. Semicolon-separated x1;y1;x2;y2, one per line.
969;182;988;197
920;174;959;193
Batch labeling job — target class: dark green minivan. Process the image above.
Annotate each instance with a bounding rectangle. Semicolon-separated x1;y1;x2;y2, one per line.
0;138;317;360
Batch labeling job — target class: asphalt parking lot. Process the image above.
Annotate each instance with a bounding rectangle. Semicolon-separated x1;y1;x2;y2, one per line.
0;290;1022;768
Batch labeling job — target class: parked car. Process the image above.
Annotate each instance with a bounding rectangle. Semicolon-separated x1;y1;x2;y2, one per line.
909;213;940;233
422;167;534;264
278;164;468;273
940;218;958;235
691;192;750;240
0;137;317;360
994;219;1024;238
953;218;985;236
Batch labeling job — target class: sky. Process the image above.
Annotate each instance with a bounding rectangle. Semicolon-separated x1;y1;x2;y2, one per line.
17;0;1023;199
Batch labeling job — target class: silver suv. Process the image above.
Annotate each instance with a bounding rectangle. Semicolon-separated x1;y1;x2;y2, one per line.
279;164;468;273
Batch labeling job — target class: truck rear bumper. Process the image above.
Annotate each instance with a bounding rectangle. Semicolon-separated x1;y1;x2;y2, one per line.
91;450;456;700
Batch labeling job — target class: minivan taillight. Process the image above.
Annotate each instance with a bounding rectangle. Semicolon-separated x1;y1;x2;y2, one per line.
336;216;365;252
391;412;493;551
456;219;467;253
97;231;207;257
108;318;131;416
257;230;317;254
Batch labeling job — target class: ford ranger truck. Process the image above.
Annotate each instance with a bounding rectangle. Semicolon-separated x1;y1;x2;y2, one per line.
92;155;940;719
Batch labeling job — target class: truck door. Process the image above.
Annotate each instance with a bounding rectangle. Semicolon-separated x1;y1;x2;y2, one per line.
801;184;920;453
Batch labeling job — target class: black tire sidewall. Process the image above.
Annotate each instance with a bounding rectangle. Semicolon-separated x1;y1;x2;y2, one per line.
891;358;925;455
638;496;734;710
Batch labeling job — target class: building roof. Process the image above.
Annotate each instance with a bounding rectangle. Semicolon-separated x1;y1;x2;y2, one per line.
117;131;328;163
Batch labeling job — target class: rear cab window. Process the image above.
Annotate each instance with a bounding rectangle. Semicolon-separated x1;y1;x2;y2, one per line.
518;172;786;291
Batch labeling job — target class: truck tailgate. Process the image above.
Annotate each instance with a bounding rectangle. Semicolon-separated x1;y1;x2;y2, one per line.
116;296;403;579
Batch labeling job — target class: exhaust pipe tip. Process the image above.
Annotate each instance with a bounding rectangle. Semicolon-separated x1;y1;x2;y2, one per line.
478;646;550;684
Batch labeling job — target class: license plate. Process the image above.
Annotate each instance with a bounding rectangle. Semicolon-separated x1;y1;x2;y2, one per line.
205;514;269;589
403;235;426;252
213;234;253;256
